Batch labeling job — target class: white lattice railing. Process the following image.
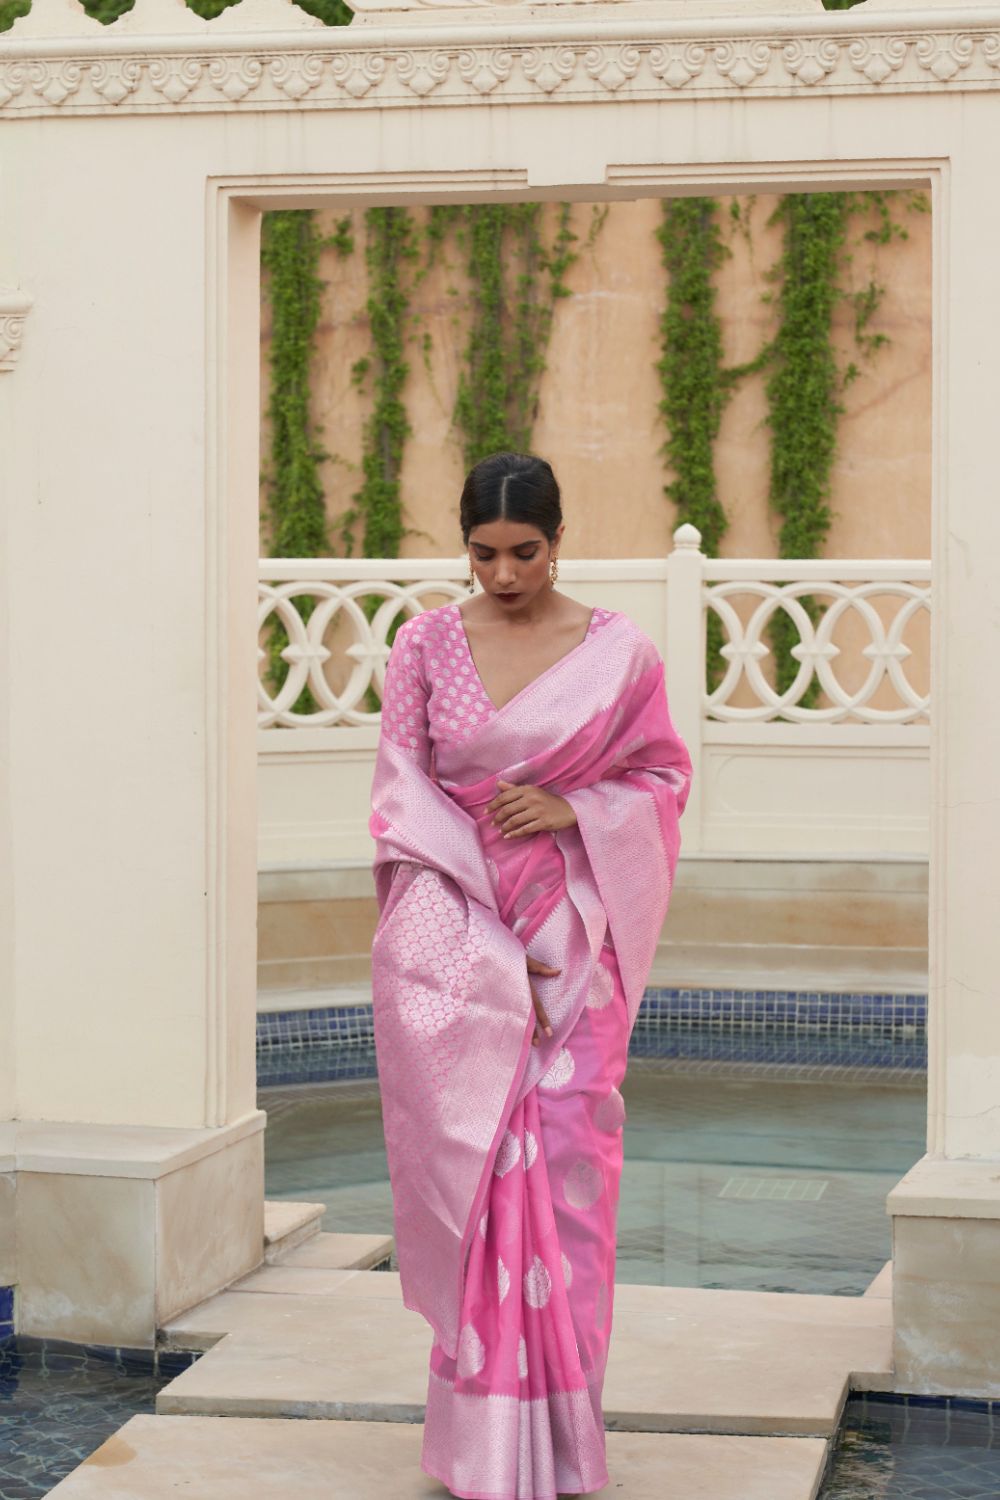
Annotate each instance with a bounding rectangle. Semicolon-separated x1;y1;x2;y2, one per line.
694;541;930;726
258;529;932;731
258;562;470;729
257;532;933;860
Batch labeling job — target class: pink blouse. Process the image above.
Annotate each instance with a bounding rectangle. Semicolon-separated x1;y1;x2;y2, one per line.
379;601;619;773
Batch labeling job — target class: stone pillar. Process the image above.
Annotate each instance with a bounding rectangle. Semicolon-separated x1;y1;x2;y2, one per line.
664;525;705;853
0;16;266;1348
887;140;1000;1397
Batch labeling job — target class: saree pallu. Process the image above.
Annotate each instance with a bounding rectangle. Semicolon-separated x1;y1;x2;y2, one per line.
369;610;691;1500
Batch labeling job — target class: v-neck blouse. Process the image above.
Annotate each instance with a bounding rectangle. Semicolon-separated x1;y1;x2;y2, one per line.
379;600;619;768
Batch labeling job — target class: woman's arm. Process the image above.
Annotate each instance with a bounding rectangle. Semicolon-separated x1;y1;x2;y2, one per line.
377;618;433;775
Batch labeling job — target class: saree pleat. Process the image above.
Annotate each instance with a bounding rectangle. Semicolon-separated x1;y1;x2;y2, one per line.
370;603;691;1500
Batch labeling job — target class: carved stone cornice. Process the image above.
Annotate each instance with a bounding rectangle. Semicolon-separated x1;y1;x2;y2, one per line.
0;289;32;372
3;2;1000;115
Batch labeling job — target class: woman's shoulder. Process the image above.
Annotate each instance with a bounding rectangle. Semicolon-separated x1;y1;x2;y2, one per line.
596;608;662;669
592;604;645;640
393;600;460;645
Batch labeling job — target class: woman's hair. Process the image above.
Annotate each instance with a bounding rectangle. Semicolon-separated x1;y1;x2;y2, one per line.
459;452;563;546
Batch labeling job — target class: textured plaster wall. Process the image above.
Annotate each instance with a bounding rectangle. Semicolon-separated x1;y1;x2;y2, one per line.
259;192;932;564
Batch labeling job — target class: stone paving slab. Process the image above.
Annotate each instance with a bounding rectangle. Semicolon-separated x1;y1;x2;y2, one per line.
48;1415;829;1500
277;1230;393;1270
159;1272;891;1436
231;1262;398;1298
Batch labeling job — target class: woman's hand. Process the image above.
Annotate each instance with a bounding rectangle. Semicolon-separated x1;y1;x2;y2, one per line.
526;952;560;1046
487;779;578;838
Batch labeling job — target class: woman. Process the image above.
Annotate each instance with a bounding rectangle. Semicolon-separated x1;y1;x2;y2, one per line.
369;452;692;1500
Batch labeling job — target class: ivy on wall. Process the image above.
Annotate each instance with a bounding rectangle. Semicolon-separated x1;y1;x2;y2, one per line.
0;0;868;28
338;208;421;709
655;198;732;690
0;0;352;25
763;193;849;697
657;187;925;702
253;198;590;713
656;198;732;558
261;212;333;564
339;207;417;561
260;210;348;708
453;204;578;467
762;190;926;696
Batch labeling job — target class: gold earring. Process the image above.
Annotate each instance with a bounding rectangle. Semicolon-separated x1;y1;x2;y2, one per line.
549;557;558;585
467;565;476;591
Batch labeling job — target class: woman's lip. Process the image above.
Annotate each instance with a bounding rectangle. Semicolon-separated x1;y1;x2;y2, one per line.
495;592;520;598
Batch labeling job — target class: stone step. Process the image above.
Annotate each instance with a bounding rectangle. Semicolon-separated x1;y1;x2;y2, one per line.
158;1269;892;1437
258;855;929;999
257;944;928;1015
264;1228;393;1273
262;1199;324;1262
648;941;928;994
46;1414;829;1500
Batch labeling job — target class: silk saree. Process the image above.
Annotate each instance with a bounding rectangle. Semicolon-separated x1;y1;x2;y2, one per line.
369;601;691;1500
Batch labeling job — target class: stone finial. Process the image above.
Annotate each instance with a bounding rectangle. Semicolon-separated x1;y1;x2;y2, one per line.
672;523;704;550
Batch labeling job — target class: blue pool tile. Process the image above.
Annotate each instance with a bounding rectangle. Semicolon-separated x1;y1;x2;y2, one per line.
257;983;929;1088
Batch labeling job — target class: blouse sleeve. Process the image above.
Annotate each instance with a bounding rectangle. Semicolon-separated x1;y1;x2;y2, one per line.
377;618;432;775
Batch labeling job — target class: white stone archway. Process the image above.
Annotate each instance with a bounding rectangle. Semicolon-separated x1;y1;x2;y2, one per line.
1;0;998;1393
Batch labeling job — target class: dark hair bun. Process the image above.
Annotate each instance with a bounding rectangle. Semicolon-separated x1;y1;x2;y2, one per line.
459;452;562;545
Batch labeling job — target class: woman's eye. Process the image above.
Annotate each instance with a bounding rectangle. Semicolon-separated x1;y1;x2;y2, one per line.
473;550;537;561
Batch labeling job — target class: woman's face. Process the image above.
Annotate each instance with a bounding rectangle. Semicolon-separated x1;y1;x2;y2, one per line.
468;519;564;607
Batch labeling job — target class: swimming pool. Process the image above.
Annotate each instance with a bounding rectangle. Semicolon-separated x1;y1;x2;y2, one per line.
0;1055;930;1499
820;1392;1000;1499
262;1065;926;1296
0;1339;193;1500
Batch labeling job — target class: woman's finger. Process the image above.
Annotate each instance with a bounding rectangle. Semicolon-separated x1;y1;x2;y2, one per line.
503;818;545;838
527;979;542;1045
494;808;528;829
526;976;554;1041
525;953;561;972
488;783;529;811
532;990;553;1039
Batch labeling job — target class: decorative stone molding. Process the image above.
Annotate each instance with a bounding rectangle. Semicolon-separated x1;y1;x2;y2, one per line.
0;288;32;372
2;3;1000;115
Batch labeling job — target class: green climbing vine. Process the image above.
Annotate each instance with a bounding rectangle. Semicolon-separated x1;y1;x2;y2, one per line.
339;208;420;708
339;208;417;561
655;198;730;691
762;190;926;698
0;0;869;32
453;203;578;467
763;192;849;699
261;211;333;564
655;197;769;688
656;198;733;556
254;199;592;717
656;188;925;705
0;0;353;27
260;209;351;711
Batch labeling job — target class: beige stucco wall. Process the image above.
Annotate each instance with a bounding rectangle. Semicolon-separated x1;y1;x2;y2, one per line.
259;192;931;564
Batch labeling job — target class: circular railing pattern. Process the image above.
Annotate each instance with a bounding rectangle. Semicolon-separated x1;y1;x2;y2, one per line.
258;578;467;728
705;580;931;723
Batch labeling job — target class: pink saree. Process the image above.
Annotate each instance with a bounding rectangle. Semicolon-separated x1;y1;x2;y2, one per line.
369;602;691;1500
